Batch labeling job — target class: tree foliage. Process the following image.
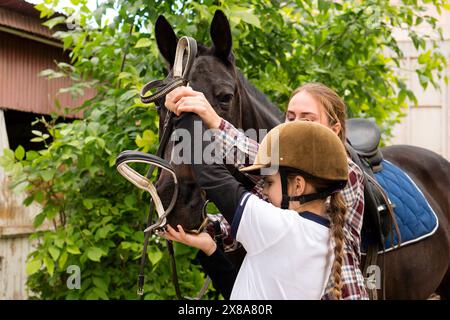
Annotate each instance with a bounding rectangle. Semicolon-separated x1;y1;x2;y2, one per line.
0;0;448;299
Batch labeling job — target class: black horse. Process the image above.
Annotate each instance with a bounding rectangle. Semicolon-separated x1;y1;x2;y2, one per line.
153;10;450;300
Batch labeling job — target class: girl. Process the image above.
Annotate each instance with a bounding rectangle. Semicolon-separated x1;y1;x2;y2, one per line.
165;83;368;299
164;119;349;299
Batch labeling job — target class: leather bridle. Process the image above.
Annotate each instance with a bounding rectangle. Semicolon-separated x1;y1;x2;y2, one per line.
115;36;211;299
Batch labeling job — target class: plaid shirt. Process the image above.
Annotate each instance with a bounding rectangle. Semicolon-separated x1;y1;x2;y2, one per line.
207;118;368;300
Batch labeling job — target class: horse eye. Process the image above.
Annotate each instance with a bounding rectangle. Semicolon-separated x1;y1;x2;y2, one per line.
218;94;233;104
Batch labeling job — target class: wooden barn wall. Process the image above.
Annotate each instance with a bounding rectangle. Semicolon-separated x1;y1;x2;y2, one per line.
0;109;52;299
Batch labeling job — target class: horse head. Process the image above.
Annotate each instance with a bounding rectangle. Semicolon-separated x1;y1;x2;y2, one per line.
153;10;282;231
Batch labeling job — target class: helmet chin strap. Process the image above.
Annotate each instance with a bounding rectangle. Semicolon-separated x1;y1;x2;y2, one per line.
280;167;290;209
279;167;345;209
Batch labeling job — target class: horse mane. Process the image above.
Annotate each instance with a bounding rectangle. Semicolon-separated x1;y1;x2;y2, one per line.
237;72;282;116
236;71;283;131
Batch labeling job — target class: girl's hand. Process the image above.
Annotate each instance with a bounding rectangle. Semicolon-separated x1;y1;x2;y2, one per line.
162;224;217;256
164;86;222;129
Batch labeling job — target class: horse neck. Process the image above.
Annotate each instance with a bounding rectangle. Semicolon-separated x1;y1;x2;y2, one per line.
233;72;283;133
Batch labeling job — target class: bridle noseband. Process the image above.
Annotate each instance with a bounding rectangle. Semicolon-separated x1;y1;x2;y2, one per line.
116;151;178;233
115;36;210;299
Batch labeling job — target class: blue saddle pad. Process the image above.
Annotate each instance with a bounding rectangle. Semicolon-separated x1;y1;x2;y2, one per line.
365;160;438;253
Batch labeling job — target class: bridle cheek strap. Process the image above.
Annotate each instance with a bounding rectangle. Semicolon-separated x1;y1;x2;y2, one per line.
140;36;198;104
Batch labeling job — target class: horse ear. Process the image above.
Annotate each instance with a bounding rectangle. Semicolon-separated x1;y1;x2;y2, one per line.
155;15;178;67
210;10;232;62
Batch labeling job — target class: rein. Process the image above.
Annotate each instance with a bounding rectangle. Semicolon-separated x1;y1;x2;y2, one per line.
116;36;211;299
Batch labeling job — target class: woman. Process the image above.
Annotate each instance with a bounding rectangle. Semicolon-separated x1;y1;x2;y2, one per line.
164;120;348;299
165;83;368;299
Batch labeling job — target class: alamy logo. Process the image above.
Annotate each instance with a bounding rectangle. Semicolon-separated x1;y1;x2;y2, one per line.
66;265;81;290
169;120;278;170
365;265;381;290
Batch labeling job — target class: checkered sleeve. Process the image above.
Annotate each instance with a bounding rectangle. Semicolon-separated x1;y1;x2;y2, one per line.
342;159;365;258
215;118;259;168
211;118;264;192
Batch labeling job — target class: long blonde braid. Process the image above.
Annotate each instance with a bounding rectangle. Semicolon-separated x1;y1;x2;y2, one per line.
329;192;347;300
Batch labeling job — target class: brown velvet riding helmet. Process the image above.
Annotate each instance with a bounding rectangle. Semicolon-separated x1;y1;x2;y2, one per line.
240;121;348;207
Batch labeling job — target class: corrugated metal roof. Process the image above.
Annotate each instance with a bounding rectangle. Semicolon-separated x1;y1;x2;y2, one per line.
0;1;94;117
0;1;58;40
0;0;41;18
0;31;95;116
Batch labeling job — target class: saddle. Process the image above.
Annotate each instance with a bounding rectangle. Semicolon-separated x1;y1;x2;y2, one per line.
346;118;383;173
345;118;399;299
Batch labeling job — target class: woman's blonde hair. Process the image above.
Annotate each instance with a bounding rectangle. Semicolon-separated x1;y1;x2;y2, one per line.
289;83;347;144
329;192;346;299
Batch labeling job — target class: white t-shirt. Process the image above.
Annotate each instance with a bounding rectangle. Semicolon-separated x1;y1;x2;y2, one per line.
230;192;334;300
